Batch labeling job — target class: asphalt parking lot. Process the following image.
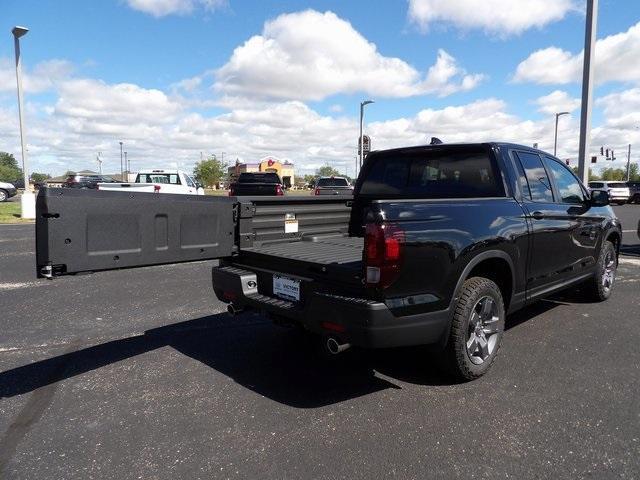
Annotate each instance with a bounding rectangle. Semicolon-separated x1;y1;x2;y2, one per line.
1;206;639;479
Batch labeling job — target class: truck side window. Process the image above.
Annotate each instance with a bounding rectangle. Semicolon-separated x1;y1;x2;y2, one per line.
514;152;554;202
185;175;195;188
543;157;586;204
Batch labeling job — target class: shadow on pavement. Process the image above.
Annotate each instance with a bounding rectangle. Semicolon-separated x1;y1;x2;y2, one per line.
0;297;570;405
620;244;640;257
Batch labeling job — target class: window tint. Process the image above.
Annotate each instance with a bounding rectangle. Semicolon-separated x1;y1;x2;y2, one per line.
589;182;604;188
238;173;281;183
359;148;503;198
317;177;349;187
544;157;585;204
512;155;532;199
514;152;554;202
607;182;627;188
185;175;195;187
137;173;181;184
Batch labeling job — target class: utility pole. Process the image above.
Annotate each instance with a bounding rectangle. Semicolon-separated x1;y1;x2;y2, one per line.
626;144;632;181
124;151;128;178
577;0;598;184
119;141;124;181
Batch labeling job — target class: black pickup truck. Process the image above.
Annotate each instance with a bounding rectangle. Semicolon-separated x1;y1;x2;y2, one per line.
228;172;285;196
35;143;621;380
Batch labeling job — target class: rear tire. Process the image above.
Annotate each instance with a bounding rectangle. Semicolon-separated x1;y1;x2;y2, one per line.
0;189;7;202
443;277;505;381
582;240;617;302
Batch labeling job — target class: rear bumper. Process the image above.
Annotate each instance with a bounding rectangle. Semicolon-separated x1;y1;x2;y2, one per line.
212;264;451;349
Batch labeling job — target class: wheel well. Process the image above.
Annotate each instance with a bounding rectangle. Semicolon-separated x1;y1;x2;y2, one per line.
467;257;513;309
606;231;621;254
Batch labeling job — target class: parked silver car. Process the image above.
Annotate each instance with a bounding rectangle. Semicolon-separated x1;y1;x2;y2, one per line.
0;181;18;202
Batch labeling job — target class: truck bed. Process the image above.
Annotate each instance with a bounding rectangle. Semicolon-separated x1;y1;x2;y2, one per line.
237;235;364;289
244;236;363;265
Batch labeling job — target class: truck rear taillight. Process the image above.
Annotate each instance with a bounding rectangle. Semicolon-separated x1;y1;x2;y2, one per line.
228;186;235;196
364;223;404;289
276;185;284;196
314;187;320;195
153;185;161;193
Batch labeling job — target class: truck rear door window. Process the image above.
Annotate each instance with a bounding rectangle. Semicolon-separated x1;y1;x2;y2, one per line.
359;148;503;198
514;152;554;202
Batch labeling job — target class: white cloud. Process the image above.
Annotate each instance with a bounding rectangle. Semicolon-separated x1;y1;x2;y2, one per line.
0;58;74;94
514;22;640;85
408;0;577;36
55;79;183;127
535;90;580;115
125;0;226;17
215;10;483;101
1;60;633;177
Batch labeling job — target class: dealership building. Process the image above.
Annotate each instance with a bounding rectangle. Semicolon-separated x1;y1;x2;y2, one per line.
228;157;295;188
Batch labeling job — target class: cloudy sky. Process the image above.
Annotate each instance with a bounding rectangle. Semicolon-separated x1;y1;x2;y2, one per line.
1;0;639;176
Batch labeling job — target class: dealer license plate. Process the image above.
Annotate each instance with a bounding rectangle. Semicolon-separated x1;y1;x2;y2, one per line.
273;274;300;301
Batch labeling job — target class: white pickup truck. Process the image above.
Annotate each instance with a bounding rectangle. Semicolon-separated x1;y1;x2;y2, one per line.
98;169;205;195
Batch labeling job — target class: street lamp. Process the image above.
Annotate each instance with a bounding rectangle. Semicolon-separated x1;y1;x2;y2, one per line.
554;111;570;156
124;151;128;177
359;100;374;173
12;25;35;219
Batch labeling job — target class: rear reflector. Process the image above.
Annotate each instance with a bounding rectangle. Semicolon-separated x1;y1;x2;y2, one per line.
222;291;237;301
321;321;346;333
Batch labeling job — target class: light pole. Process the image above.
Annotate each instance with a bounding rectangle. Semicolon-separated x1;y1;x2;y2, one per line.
119;141;123;180
359;100;374;174
124;151;128;179
12;25;34;219
577;0;598;184
554;111;569;156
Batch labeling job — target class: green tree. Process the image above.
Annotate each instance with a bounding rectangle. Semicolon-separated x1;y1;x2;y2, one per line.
0;152;22;182
627;162;639;181
31;172;51;183
600;167;626;181
315;164;341;177
194;156;226;188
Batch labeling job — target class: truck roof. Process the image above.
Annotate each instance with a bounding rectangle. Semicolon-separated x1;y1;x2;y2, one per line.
367;142;546;157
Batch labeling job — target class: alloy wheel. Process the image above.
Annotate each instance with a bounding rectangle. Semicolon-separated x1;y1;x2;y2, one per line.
466;296;501;365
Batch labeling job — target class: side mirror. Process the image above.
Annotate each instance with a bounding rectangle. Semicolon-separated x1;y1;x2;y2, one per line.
590;189;609;207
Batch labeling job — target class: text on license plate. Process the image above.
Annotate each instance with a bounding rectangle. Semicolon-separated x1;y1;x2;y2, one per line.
273;274;300;301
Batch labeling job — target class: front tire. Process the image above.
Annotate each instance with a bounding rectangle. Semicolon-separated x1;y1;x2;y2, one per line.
582;240;617;301
0;189;7;202
443;277;505;381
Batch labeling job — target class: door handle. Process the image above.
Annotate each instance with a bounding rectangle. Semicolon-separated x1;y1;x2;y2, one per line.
531;211;545;220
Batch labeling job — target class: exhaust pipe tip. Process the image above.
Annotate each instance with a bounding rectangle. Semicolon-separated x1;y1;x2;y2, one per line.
326;337;351;355
227;303;243;316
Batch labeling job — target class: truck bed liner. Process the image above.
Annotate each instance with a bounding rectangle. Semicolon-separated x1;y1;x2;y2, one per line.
244;236;363;265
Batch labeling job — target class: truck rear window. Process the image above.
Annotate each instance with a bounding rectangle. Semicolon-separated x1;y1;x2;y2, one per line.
137;173;181;184
238;173;281;183
359;148;503;198
317;178;349;187
607;183;627;188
